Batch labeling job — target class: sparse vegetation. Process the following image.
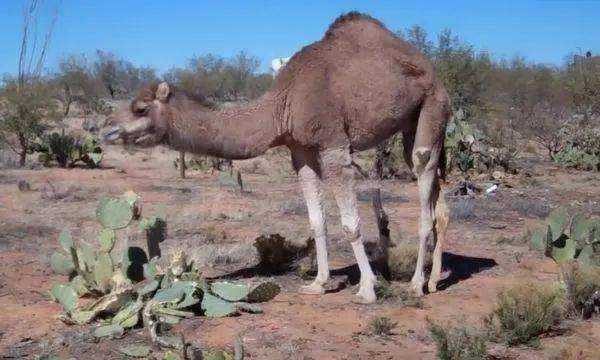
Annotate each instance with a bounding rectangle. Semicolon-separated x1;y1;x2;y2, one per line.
428;319;488;360
369;316;397;337
486;282;565;346
450;198;476;222
387;243;431;281
561;262;600;319
35;131;103;168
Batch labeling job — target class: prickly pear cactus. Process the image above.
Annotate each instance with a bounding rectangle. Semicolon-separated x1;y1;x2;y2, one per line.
247;282;281;303
47;191;280;354
211;282;249;302
96;197;134;230
529;208;600;266
50;284;78;313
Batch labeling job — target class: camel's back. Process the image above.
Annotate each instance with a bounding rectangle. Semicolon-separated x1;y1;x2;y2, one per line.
273;12;440;150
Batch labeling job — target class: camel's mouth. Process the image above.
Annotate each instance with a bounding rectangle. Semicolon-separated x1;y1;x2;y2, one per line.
102;117;153;145
102;126;122;143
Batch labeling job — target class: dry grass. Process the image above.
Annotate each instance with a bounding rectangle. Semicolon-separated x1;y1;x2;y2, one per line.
428;319;488;360
369;316;397;337
561;262;600;319
486;282;565;347
387;243;431;281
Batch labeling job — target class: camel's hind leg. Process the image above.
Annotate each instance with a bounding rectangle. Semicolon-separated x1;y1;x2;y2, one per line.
410;94;449;296
428;192;448;293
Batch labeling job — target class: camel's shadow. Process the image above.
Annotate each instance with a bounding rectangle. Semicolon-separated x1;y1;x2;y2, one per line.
208;251;497;295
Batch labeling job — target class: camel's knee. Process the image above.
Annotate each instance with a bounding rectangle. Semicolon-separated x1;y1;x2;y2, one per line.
342;223;361;242
412;146;432;175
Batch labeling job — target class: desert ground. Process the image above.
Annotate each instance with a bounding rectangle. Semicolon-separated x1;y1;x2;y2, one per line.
1;141;599;360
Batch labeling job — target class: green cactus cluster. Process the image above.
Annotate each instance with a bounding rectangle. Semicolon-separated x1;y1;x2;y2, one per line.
529;207;600;266
445;119;517;174
49;192;279;357
37;132;103;168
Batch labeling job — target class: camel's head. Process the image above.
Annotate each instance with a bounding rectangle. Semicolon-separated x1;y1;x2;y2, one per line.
102;82;172;147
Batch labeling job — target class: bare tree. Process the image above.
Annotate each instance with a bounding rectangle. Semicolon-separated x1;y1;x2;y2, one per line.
0;0;60;166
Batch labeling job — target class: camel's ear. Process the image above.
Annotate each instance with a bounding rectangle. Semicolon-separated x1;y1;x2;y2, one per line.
156;82;170;102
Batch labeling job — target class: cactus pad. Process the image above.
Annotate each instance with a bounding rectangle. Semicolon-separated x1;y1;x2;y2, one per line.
211;282;249;302
550;235;576;264
201;293;237;317
96;197;133;230
58;230;74;252
50;284;78;313
247;281;281;303
94;252;114;290
50;251;75;275
530;229;546;252
93;323;124;338
98;228;116;252
547;207;569;242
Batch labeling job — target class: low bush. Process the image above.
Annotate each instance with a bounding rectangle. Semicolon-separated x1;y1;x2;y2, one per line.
387;243;431;281
369;316;397;337
561;262;600;319
428;319;487;360
552;124;600;171
486;282;565;346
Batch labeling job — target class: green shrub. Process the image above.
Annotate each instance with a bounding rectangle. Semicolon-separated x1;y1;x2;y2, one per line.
38;132;103;168
552;125;600;171
369;316;397;337
387;243;431;281
428;319;487;360
561;263;600;319
487;282;565;346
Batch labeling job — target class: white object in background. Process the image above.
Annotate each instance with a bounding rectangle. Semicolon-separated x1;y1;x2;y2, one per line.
271;57;291;75
485;184;499;195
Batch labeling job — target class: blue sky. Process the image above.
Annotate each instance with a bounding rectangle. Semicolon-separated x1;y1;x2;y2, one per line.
1;0;599;76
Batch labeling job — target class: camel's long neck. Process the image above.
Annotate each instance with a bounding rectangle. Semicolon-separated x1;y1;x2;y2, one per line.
166;96;281;159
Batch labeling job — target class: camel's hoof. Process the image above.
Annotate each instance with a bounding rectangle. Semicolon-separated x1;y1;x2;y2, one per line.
298;283;325;295
410;281;425;297
427;281;438;294
352;292;377;304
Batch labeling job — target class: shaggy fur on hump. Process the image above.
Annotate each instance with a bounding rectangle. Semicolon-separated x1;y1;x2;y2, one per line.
325;11;386;37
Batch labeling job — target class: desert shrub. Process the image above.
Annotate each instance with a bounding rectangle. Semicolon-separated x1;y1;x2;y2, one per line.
428;319;488;360
450;198;476;222
552;124;600;171
561;263;600;319
36;132;103;168
486;282;565;346
371;134;408;179
369;316;397;337
387;243;431;281
511;198;550;219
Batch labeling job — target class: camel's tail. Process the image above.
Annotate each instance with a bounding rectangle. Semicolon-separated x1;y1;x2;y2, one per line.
438;144;447;182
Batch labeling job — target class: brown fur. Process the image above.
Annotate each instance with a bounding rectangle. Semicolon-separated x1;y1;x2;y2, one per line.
112;11;450;172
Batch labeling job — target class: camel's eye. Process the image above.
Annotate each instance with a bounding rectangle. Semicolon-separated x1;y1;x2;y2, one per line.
131;100;150;116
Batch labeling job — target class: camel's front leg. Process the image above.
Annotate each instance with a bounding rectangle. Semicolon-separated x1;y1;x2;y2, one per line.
298;165;329;294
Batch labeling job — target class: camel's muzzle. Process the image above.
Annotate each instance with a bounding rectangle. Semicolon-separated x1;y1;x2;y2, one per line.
102;117;152;144
102;126;122;143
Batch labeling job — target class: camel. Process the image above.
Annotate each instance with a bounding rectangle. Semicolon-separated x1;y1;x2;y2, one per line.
104;12;451;303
